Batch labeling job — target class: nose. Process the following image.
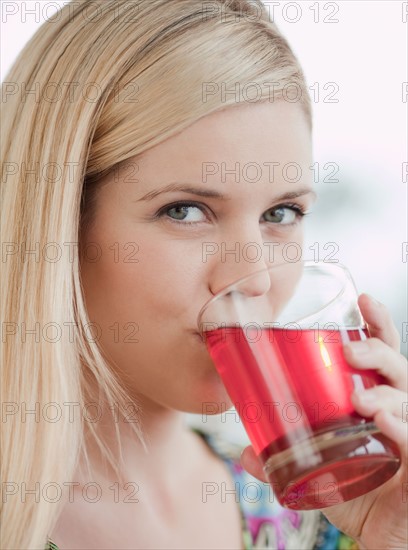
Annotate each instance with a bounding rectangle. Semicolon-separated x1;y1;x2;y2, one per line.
208;233;272;298
225;266;271;298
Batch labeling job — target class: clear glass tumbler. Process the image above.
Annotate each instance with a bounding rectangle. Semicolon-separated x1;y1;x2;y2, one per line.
197;261;401;510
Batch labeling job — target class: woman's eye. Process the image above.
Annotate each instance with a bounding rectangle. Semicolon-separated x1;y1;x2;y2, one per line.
159;203;207;224
262;206;305;225
156;202;305;226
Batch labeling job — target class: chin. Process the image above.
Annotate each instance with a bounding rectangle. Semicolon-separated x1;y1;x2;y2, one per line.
181;374;235;415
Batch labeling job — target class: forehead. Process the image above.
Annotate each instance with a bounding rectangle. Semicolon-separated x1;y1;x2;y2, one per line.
115;101;313;200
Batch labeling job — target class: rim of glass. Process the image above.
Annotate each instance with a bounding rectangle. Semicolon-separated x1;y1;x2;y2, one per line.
197;260;357;331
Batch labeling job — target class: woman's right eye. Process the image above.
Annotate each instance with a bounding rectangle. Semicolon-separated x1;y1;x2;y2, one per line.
156;202;208;225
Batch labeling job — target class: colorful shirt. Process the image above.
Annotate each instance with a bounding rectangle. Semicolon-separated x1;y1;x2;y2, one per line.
46;427;358;550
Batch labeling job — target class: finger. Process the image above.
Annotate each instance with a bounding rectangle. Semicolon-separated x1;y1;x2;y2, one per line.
240;446;267;483
343;337;408;392
358;293;401;352
351;385;408;421
373;409;407;460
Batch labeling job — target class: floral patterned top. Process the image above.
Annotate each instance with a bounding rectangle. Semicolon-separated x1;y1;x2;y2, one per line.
46;427;359;550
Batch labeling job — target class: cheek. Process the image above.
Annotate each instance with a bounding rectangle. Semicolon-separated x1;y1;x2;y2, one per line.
79;230;210;354
80;247;222;410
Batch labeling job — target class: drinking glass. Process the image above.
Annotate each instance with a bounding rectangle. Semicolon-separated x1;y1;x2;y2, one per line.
197;261;401;510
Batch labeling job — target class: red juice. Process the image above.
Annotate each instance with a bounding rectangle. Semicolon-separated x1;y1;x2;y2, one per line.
204;327;401;509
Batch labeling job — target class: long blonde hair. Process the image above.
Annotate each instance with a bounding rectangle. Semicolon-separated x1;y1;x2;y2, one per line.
1;1;311;547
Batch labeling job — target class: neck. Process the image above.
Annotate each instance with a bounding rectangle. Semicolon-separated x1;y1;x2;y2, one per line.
74;395;204;491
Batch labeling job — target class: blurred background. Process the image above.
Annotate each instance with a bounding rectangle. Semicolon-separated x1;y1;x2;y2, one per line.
2;1;407;444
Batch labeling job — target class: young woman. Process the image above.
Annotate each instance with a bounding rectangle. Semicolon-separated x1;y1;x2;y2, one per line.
1;1;406;548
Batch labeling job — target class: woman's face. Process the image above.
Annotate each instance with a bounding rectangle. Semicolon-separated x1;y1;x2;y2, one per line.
79;101;315;414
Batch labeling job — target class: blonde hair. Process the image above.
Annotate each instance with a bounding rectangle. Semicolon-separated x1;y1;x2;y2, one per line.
0;1;311;547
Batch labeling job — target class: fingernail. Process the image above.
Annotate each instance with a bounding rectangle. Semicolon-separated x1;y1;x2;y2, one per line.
345;340;369;355
366;294;381;307
354;390;376;403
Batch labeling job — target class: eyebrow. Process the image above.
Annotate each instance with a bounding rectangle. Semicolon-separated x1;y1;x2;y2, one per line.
135;182;317;203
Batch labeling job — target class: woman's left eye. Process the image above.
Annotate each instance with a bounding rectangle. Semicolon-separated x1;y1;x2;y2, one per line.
262;205;305;225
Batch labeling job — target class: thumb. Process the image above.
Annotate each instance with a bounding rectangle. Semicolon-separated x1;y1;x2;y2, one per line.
240;445;268;482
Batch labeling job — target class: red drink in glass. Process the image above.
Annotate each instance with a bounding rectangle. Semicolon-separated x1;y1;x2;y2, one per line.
204;326;401;509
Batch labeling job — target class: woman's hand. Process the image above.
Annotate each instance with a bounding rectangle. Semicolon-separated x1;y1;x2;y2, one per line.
240;294;408;549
